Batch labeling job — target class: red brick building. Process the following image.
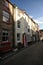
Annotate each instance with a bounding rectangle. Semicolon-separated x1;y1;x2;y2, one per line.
0;0;15;52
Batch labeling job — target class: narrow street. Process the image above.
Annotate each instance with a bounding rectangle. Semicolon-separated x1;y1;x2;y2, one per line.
1;41;43;65
0;0;43;65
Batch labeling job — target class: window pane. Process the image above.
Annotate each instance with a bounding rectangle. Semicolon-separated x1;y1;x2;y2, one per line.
2;31;8;41
28;29;30;32
6;33;8;35
17;21;20;28
3;11;9;18
17;33;20;41
2;37;5;41
3;11;9;22
6;37;8;41
3;16;8;22
3;33;5;35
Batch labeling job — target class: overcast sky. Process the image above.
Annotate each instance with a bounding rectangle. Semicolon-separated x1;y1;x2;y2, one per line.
10;0;43;29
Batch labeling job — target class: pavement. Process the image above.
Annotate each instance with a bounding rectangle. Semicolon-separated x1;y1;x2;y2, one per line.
0;44;29;60
0;46;26;64
0;48;18;59
1;41;43;65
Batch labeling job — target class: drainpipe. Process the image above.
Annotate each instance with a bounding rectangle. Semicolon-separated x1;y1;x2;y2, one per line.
12;7;15;49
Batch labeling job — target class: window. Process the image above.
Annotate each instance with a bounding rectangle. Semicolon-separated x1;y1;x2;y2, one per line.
17;33;20;41
2;0;8;8
17;21;20;28
18;9;21;16
28;29;30;32
5;1;8;7
3;11;9;22
2;30;8;41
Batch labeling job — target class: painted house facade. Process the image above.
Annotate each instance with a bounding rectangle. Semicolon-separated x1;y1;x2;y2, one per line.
14;7;39;47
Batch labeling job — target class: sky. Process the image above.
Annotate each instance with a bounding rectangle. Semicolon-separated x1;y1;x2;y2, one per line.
10;0;43;29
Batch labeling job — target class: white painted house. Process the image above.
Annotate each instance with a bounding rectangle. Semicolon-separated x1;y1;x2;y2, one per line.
14;7;32;46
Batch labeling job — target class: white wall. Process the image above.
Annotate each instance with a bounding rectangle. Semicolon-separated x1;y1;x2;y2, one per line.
14;7;32;45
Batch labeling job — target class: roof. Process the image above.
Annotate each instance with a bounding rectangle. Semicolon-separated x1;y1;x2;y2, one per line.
6;0;16;7
40;29;43;31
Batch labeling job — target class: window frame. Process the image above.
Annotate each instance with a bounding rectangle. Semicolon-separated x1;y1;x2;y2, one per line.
17;21;21;28
28;28;30;32
2;10;9;22
17;33;20;41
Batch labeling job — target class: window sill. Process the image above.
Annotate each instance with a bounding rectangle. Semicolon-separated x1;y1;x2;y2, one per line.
3;21;11;25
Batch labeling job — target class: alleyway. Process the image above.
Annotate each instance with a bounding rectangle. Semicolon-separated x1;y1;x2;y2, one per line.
1;41;43;65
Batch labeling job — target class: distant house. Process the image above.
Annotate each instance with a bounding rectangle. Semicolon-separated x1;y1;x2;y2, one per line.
31;18;40;42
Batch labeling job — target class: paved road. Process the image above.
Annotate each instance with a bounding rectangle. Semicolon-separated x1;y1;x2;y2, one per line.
1;41;43;65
